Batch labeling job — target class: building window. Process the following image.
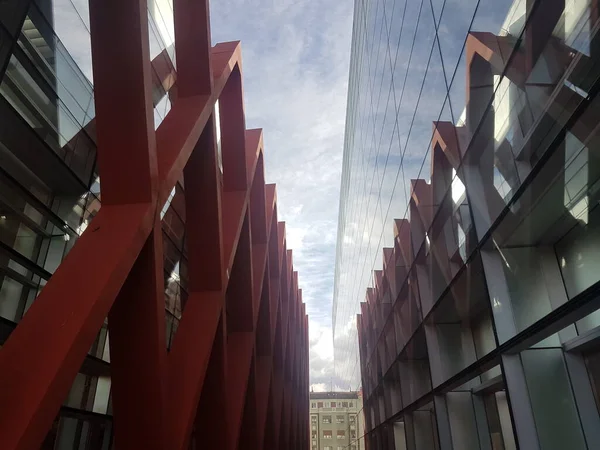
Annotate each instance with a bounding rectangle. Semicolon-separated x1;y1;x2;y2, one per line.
585;349;600;414
342;401;349;407
350;431;357;439
311;415;318;423
337;430;346;439
311;402;316;408
331;401;336;407
322;415;332;424
336;415;345;424
349;401;354;407
323;430;333;439
349;415;356;423
318;401;324;408
312;431;317;439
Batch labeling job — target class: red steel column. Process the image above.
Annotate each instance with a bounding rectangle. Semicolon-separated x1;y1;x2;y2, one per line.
165;3;222;446
107;221;167;449
173;0;212;96
88;0;167;448
167;117;224;450
90;0;158;204
220;68;248;191
192;318;228;449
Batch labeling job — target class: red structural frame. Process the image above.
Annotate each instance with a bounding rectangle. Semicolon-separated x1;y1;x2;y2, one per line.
0;1;309;449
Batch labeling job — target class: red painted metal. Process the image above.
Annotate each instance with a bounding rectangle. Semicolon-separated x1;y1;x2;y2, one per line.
0;1;309;449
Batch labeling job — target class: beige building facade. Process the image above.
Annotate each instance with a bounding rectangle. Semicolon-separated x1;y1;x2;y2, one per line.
310;392;364;450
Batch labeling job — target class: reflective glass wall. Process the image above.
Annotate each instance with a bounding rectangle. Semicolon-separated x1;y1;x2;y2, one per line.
342;0;600;448
334;0;507;389
333;0;600;387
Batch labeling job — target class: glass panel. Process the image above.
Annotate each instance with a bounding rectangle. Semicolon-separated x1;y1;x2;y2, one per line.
484;390;517;450
55;416;78;450
64;373;87;409
446;392;480;450
0;51;96;184
584;348;600;415
437;0;478;88
0;276;24;321
495;247;553;333
556;0;592;56
88;324;107;359
51;412;113;450
522;348;587;450
555;198;600;301
0;252;47;323
148;0;175;60
412;407;439;449
38;0;93;82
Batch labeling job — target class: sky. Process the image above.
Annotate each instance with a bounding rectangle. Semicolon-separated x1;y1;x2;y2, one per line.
48;0;354;392
210;0;355;392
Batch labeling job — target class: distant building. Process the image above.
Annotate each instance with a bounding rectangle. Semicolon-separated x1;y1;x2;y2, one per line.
310;391;364;450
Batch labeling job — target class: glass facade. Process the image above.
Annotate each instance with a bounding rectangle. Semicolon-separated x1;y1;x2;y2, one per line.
0;0;183;447
334;0;498;388
340;0;600;448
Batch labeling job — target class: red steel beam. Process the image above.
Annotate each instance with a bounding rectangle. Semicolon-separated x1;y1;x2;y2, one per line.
173;0;213;96
88;2;169;449
90;0;158;206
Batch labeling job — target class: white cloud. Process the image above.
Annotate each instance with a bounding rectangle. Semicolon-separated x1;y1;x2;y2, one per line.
285;226;308;253
310;383;329;392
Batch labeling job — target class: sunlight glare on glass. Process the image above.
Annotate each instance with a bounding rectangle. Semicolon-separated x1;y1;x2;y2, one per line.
451;168;466;204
